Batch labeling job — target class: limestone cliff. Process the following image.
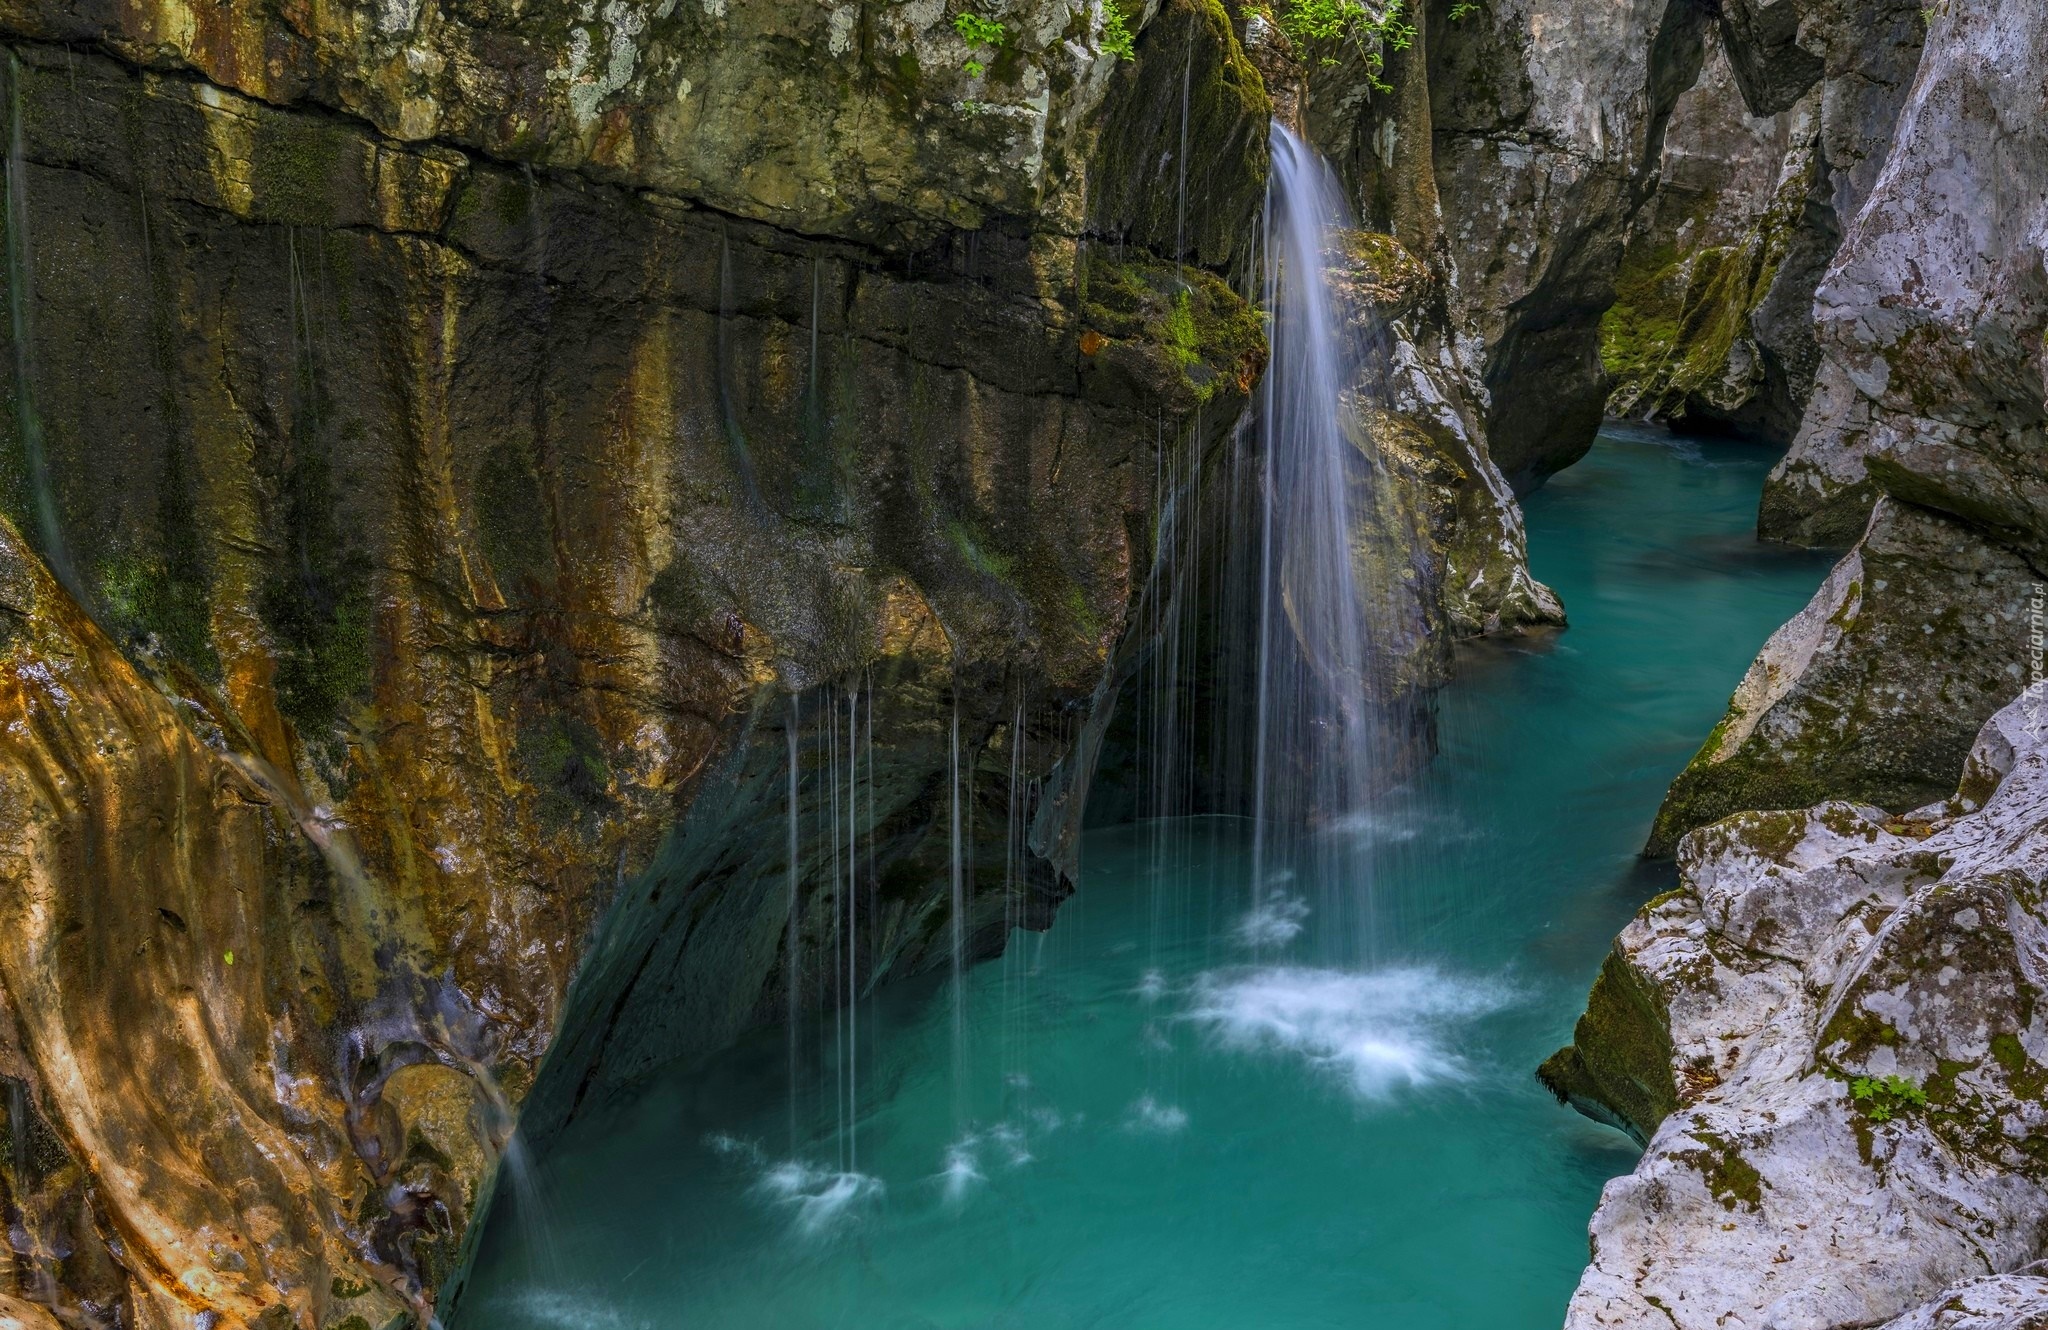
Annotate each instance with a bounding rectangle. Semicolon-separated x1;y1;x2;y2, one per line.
0;2;1278;1323
1425;0;1716;487
1759;0;2047;547
1601;0;1926;445
1645;0;2048;854
1554;698;2048;1329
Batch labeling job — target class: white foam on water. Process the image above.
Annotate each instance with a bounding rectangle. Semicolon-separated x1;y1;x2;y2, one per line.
1125;1094;1189;1133
753;1159;884;1237
1136;968;1168;1002
987;1121;1034;1166
704;1131;764;1165
1328;808;1424;843
1027;1106;1067;1132
1184;965;1515;1100
510;1289;655;1330
936;1139;986;1204
933;1117;1043;1206
1235;893;1310;948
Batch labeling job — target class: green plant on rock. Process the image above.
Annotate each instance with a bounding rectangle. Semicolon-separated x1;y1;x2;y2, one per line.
1260;0;1415;89
953;11;1006;76
1447;0;1481;18
1101;0;1136;59
1851;1074;1929;1123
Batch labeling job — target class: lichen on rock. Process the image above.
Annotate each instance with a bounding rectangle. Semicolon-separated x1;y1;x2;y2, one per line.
1555;694;2048;1328
1647;497;2038;856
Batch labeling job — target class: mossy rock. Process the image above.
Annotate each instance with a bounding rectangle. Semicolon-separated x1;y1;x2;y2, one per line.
1078;248;1266;406
1084;0;1271;267
1327;230;1434;324
1539;945;1682;1144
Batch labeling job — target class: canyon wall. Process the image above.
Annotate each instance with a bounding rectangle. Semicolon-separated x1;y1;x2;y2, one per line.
0;0;1564;1326
0;2;1274;1324
1553;0;2048;1323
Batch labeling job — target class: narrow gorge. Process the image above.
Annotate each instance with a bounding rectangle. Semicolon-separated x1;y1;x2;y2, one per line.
0;0;2040;1327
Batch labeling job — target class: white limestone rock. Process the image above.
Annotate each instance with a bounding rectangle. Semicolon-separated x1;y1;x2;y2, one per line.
1564;693;2048;1329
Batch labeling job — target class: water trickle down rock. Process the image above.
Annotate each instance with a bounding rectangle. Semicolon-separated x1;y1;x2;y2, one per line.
0;6;1280;1323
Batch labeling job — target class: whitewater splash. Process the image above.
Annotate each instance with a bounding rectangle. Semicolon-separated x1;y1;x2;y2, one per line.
1125;1094;1190;1133
507;1290;656;1330
1184;966;1515;1100
706;1134;884;1237
1236;892;1310;948
935;1119;1043;1204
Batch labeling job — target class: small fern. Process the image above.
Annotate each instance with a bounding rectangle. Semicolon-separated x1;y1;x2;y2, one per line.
1850;1074;1929;1124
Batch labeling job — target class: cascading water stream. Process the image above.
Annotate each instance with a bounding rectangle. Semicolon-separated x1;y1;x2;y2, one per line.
1246;125;1400;962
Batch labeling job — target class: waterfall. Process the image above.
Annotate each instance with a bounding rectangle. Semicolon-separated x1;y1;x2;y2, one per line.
1245;125;1402;955
786;696;802;1154
948;695;967;1123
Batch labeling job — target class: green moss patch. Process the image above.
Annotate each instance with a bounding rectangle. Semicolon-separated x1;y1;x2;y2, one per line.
1079;249;1265;403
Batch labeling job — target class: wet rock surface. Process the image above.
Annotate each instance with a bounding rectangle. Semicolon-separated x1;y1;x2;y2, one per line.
0;7;1276;1322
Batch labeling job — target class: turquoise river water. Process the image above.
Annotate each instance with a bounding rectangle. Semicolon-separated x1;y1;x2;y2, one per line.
458;427;1837;1330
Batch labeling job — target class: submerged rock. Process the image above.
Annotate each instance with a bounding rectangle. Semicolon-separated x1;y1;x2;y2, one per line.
1555;694;2048;1329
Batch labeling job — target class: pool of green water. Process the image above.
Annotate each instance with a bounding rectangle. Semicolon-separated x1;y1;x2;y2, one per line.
457;427;1836;1330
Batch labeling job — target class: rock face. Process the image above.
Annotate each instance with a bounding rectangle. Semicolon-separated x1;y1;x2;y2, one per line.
1602;30;1816;438
1645;0;2048;852
1426;0;1716;488
1603;0;1927;444
1647;497;2038;855
0;5;1281;1324
1551;695;2048;1329
1759;0;2045;545
5;0;1127;248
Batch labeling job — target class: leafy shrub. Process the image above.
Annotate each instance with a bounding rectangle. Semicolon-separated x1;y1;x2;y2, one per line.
1252;0;1416;91
1102;0;1136;59
953;11;1006;75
